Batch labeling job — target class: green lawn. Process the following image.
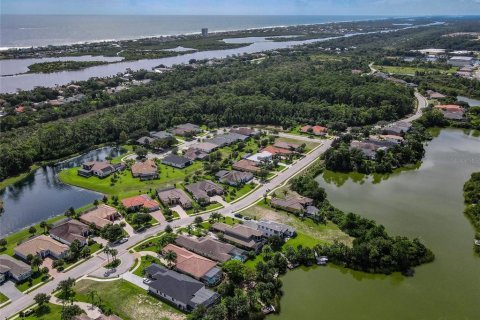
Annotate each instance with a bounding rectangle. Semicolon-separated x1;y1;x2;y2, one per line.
133;255;163;277
16;271;50;292
274;136;320;153
132;233;165;252
0;292;8;304
224;183;256;202
241;202;353;246
1;215;66;256
74;279;185;320
185;202;223;215
23;303;63;320
375;65;459;75
58;161;203;198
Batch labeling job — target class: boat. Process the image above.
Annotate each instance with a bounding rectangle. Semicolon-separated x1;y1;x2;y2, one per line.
474;239;480;246
315;252;328;265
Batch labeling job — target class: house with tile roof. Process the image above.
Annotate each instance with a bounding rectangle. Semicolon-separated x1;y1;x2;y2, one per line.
121;194;159;212
215;170;254;186
270;196;315;215
212;223;264;251
232;159;260;173
300;125;327;136
185;180;224;203
131;159;158;180
162;244;222;285
14;235;69;261
175;235;246;262
80;204;119;229
49;219;90;246
157;187;193;209
78;161;124;178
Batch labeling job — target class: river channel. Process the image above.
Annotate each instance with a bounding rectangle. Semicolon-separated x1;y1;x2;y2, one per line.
0;147;125;236
0;22;442;93
272;129;480;320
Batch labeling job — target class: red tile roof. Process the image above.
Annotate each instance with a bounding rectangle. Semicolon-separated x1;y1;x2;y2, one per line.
261;145;293;155
300;125;327;135
434;104;464;112
121;194;159;210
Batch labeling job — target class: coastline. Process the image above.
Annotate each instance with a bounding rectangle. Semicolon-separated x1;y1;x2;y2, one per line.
0;15;392;50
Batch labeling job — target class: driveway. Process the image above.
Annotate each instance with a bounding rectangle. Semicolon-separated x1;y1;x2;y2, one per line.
149;209;166;224
122;272;149;290
210;195;230;208
0;280;23;301
172;205;189;219
42;257;60;277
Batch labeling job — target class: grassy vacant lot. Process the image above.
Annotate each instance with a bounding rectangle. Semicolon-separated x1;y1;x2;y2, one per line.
224;183;256;202
274;136;320;153
133;255;163;277
241;201;353;246
375;65;459;75
0;292;8;304
23;303;63;320
75;279;185;320
58;161;203;198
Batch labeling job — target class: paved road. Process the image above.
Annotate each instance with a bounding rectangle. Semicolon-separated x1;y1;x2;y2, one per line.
404;90;428;123
1;139;331;319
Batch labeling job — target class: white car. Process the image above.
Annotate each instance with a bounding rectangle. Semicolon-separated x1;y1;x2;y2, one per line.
118;237;129;244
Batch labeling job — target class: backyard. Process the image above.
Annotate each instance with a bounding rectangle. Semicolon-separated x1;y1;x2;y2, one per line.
58;161;203;198
74;279;185;320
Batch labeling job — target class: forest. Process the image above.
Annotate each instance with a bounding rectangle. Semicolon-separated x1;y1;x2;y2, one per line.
463;172;480;251
27;60;109;73
0;53;414;181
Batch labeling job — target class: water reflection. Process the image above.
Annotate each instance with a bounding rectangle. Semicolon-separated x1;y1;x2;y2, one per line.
0;146;126;236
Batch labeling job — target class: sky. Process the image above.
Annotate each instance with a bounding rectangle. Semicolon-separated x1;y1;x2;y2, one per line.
1;0;480;16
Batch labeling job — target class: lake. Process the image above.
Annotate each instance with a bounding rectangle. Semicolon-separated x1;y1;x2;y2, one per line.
0;147;126;236
272;129;480;320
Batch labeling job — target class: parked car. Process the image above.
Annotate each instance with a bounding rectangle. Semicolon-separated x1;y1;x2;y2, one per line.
143;278;152;284
234;213;243;218
244;216;252;220
118;237;129;244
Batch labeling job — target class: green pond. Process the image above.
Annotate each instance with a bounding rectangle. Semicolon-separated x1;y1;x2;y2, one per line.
272;129;480;320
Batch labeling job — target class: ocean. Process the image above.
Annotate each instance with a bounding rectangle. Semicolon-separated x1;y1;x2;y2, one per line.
0;14;387;48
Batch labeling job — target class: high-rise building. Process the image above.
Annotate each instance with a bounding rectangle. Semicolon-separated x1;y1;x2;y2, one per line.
201;28;208;37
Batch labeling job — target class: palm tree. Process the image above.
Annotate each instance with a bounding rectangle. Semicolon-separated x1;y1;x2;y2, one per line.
186;224;193;235
110;248;118;262
164;250;177;268
39;221;48;234
31;255;43;272
104;246;111;264
88;290;97;307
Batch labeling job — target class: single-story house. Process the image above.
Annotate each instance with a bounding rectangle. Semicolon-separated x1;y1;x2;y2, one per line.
184;148;208;161
245;219;296;239
145;264;220;312
212;223;264;251
426;90;446;99
131;159;158;180
0;254;32;283
185;180;224;203
270;197;314;214
229;127;259;137
206;133;248;147
382;121;412;136
246;151;272;163
80;204;119;229
171;123;201;136
157;187;193;209
433;104;465;113
121;194;159;212
162;154;192;169
274;141;300;151
189;142;218;153
78;161;124;178
15;235;69;261
215;170;254;186
261;145;293;156
175;235;246;263
232;159;260;173
300;125;327;136
136;136;157;145
162;244;222;285
49;219;90;246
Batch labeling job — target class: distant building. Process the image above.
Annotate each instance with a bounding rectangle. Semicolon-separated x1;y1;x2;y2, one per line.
244;219;296;239
261;145;293;156
189;142;218;153
171;123;201;137
447;56;476;67
300;125;327;136
246;151;272;163
0;254;32;283
201;28;208;37
145;264;220;312
274;141;300;151
382;121;412;137
230;127;259;137
270;197;315;215
184;148;209;161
